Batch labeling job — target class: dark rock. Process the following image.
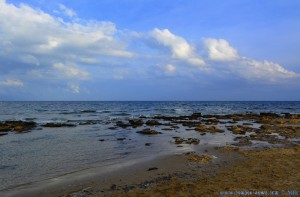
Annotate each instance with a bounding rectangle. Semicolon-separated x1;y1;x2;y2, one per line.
115;121;131;128
117;138;126;141
129;119;144;128
137;128;161;135
0;121;37;133
145;120;161;126
98;139;105;142
43;123;76;128
0;132;8;136
110;184;117;190
145;143;152;146
173;137;200;145
147;167;158;171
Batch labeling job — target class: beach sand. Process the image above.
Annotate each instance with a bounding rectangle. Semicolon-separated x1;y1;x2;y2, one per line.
2;145;299;197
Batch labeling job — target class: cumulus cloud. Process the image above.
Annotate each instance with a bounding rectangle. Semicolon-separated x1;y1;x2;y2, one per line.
150;28;207;69
53;63;89;80
0;1;134;77
236;59;299;82
0;79;24;87
203;38;299;82
204;38;239;61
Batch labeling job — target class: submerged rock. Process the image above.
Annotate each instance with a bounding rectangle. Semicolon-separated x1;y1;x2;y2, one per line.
137;128;161;135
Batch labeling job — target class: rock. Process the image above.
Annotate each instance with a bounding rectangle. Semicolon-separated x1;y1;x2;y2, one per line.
110;184;117;190
186;138;200;144
117;138;126;141
136;128;161;135
115;121;131;128
145;120;161;126
208;126;224;133
174;137;185;144
145;143;152;146
228;125;246;135
147;167;158;171
43;123;76;127
173;137;200;145
0;132;8;136
0;121;37;133
98;139;105;142
129;119;144;128
195;125;207;132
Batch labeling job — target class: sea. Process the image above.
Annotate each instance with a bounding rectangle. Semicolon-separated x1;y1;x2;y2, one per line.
0;101;300;191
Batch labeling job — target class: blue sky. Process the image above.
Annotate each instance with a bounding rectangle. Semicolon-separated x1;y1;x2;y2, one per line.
0;0;300;100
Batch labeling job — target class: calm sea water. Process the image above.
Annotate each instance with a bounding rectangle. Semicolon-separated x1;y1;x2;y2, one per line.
0;101;299;190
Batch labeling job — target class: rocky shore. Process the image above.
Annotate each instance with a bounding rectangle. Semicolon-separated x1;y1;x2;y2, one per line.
1;112;299;197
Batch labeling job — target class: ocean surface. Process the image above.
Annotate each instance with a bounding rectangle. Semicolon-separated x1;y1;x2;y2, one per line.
0;101;300;190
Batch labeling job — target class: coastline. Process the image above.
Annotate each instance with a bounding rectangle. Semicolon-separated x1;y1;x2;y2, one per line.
1;145;246;197
1;110;299;197
2;144;299;197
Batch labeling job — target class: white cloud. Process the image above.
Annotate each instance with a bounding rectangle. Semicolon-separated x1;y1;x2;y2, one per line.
0;0;134;79
0;79;23;87
68;84;80;93
53;63;89;80
203;38;299;82
236;59;300;82
165;64;176;74
150;28;207;69
58;4;76;18
204;38;239;61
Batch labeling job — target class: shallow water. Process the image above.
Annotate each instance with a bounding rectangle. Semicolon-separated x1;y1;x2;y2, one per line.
0;101;299;190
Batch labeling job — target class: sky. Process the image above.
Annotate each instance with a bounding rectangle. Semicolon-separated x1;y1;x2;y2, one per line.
0;0;300;101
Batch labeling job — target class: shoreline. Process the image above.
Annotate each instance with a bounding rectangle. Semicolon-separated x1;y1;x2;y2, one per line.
1;112;299;196
3;144;299;197
1;145;246;197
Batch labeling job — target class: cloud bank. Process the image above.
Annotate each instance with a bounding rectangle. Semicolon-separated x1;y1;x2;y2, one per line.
0;0;299;98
